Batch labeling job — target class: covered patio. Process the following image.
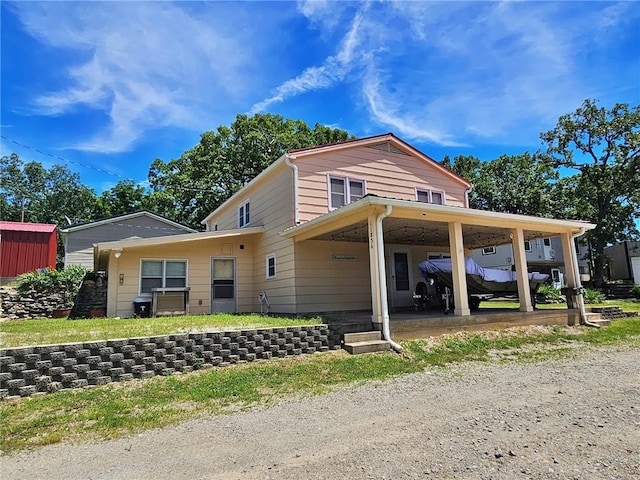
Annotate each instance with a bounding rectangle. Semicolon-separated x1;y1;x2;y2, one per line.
283;195;595;343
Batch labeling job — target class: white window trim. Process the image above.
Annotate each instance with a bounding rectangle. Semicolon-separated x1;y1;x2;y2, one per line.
139;258;188;296
238;199;251;228
265;253;276;279
524;240;532;252
482;246;496;255
327;175;366;210
415;187;446;205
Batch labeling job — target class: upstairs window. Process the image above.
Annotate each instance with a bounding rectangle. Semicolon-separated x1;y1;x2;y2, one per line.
416;188;445;205
482;246;496;255
329;176;365;209
238;200;250;228
524;240;532;252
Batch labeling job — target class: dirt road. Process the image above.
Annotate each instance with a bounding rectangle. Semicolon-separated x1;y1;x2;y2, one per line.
2;346;639;480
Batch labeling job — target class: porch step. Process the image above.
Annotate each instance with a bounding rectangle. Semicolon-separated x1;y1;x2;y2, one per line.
343;331;390;355
343;331;384;343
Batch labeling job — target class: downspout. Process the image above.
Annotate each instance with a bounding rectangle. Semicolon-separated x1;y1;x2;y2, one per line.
464;184;473;208
284;154;300;226
572;228;598;327
376;204;403;353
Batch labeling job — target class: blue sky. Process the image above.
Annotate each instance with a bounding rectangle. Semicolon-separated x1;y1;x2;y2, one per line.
2;1;639;194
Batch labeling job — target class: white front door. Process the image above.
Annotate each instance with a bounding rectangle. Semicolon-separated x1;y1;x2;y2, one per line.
211;258;236;313
389;249;413;309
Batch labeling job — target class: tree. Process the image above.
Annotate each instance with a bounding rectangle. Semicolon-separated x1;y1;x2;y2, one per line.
148;114;353;228
94;180;150;218
442;153;558;216
541;99;640;286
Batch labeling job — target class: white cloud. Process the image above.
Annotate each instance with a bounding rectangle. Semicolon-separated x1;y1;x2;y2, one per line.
12;2;274;153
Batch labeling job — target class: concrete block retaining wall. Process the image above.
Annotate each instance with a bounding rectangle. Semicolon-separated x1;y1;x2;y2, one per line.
0;325;336;399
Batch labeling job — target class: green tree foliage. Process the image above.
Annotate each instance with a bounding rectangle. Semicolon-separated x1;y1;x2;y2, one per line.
0;154;97;225
94;180;150;218
148;114;353;228
541;99;640;285
442;152;557;216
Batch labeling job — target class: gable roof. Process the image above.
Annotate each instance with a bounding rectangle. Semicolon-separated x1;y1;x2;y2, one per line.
0;221;57;233
59;211;197;234
201;133;471;225
287;133;471;188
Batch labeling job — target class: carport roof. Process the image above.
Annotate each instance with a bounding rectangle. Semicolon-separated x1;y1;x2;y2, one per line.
281;195;595;248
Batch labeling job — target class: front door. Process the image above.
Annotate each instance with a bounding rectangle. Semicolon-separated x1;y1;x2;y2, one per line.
389;249;413;310
211;258;236;313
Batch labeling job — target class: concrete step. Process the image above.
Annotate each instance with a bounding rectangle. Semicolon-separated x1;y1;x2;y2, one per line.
584;312;611;327
343;331;383;344
343;340;390;355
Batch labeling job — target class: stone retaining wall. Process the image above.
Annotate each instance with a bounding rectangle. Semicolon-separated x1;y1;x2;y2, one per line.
0;325;335;399
0;287;70;320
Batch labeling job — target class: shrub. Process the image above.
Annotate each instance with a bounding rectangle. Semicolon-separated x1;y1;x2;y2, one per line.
16;266;87;306
583;287;606;304
538;284;563;302
632;285;640;300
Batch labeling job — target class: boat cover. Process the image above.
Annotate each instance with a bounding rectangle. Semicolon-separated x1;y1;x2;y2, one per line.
419;257;549;283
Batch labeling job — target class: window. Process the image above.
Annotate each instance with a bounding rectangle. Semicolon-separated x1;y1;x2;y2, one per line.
524;240;532;252
140;260;187;294
238;200;250;228
543;238;551;247
416;188;444;205
213;223;218;232
328;176;365;209
482;246;496;255
266;254;276;279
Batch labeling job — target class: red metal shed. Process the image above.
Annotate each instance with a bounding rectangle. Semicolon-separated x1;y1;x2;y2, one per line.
0;221;58;281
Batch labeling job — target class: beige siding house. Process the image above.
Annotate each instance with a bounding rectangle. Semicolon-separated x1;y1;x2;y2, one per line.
95;134;595;331
61;211;196;270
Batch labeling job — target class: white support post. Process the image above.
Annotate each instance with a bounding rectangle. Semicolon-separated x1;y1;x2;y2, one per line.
368;214;383;327
511;228;533;312
448;221;470;316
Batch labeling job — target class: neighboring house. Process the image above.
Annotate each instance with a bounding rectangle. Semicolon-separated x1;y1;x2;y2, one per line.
0;221;57;284
94;133;594;326
605;241;640;284
472;235;592;288
60;211;196;270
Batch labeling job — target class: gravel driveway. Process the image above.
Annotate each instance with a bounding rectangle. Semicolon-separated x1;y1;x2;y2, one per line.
2;346;639;480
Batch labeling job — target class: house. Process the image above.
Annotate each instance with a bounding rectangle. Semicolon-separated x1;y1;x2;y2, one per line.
94;133;595;332
472;235;592;288
0;221;57;284
605;241;640;284
60;211;197;270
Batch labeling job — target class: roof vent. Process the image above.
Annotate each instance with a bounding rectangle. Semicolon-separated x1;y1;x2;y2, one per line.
367;142;409;156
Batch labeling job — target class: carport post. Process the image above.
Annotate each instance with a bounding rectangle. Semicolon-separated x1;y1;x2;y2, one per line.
448;221;470;316
511;228;533;312
368;213;383;327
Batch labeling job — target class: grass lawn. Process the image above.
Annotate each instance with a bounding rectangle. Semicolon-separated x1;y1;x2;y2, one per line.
0;314;322;349
1;317;639;454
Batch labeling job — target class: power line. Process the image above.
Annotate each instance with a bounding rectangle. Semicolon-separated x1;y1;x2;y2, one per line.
1;134;129;181
0;135;222;194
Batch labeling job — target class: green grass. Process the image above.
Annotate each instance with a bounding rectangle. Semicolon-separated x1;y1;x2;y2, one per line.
0;314;321;348
2;317;639;454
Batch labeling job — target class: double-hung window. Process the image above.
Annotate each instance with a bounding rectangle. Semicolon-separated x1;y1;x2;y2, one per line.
238;200;250;228
266;254;276;279
416;188;445;205
140;260;187;294
329;176;365;209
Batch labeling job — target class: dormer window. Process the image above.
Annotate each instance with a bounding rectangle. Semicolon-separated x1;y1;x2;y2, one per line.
329;176;365;209
238;200;250;228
